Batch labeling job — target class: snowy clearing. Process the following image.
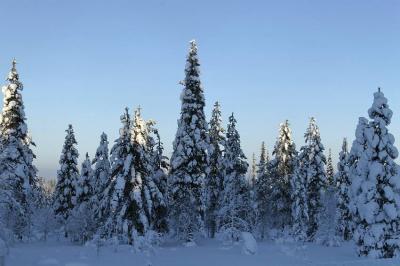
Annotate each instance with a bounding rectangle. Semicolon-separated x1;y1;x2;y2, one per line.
6;240;400;266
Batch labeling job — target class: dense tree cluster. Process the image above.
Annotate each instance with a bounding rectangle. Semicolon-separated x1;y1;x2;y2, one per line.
1;45;399;259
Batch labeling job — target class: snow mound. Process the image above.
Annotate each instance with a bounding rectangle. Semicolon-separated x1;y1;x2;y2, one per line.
241;232;257;255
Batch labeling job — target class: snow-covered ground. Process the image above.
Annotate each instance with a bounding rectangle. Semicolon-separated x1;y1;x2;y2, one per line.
5;239;400;266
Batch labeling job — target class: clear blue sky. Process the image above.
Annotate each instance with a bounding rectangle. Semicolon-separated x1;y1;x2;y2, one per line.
0;0;399;179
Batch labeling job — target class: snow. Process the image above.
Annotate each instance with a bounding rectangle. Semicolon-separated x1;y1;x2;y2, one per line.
6;239;400;266
241;232;257;255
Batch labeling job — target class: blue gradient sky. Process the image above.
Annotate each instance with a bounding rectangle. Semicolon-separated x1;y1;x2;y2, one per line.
0;0;399;179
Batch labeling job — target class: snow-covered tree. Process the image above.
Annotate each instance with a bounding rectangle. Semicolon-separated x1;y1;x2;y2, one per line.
146;122;169;234
99;108;132;242
219;113;251;242
352;89;400;258
92;133;111;223
205;101;225;238
67;153;96;243
249;153;257;189
53;125;79;227
303;117;327;241
0;59;38;237
128;108;167;237
255;142;271;240
326;149;335;186
335;138;353;241
169;40;209;243
291;155;309;242
270;120;297;230
76;153;93;205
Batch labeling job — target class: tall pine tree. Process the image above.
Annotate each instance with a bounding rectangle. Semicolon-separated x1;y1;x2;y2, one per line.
303;118;326;241
92;133;111;222
326;149;335;186
54;125;79;226
270;120;297;230
335;138;352;241
219;114;251;241
255;142;271;240
352;89;400;258
0;59;38;236
205;101;225;238
169;40;209;243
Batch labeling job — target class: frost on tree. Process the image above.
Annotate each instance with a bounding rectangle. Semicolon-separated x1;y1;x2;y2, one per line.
219;114;251;242
303;118;326;241
249;153;257;189
148;124;169;234
99;108;132;242
205;101;225;238
352;89;400;258
270;120;297;230
100;108;167;244
129;108;167;237
0;60;38;237
255;142;271;240
92;133;111;223
67;153;95;243
335;138;353;241
326;149;335;186
54;125;79;226
169;40;209;243
291;153;309;242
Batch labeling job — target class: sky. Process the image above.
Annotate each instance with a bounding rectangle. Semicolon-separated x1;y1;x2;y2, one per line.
0;0;399;179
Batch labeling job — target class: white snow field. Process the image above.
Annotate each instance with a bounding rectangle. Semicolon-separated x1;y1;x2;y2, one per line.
5;239;400;266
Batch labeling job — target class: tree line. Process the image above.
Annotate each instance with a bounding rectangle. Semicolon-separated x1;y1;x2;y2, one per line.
0;41;399;259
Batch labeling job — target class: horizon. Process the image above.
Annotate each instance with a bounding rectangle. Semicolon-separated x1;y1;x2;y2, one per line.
1;0;399;179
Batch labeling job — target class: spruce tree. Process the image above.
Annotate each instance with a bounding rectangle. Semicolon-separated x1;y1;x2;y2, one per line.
352;89;400;258
249;153;257;188
335;138;353;241
219;113;251;241
100;108;132;242
92;133;111;222
147;123;169;234
67;153;95;242
303;117;327;241
169;40;209;243
326;149;335;186
255;142;271;240
0;59;38;236
54;125;79;225
270;120;297;230
291;156;309;242
76;153;93;205
205;101;225;238
129;108;167;236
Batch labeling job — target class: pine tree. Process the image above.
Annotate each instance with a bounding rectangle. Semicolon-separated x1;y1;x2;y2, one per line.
335;138;352;241
129;108;167;237
219;113;251;242
76;153;93;205
169;40;209;243
100;108;132;242
147;123;169;234
326;149;335;186
0;59;38;237
249;153;257;188
53;125;79;226
291;156;309;242
303;117;327;241
67;153;95;242
92;133;111;222
270;120;297;230
205;101;225;238
352;89;400;258
255;142;271;240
